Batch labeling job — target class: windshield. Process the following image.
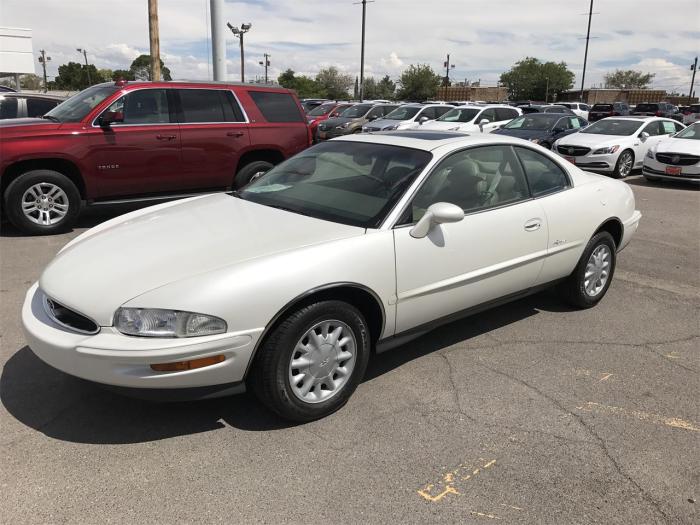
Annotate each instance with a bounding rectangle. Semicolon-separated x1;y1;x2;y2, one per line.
436;107;480;123
238;141;432;228
504;115;560;130
581;119;641;136
384;106;422;120
591;104;613;111
635;103;658;112
675;123;700;139
340;104;373;118
44;84;118;123
308;103;336;117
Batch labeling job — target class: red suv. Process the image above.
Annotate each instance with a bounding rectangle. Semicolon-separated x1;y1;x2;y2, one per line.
0;80;310;234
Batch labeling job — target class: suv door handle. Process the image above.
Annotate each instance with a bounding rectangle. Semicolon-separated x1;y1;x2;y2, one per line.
156;134;176;140
524;218;542;232
227;131;245;137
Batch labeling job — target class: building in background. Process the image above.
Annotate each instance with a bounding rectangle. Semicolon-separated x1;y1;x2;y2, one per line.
0;27;34;90
436;85;508;102
558;88;698;105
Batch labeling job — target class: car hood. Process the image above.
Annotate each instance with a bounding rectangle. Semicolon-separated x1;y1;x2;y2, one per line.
39;194;365;325
557;133;629;148
654;137;700;155
0;117;62;131
365;118;403;129
421;120;475;131
320;117;359;128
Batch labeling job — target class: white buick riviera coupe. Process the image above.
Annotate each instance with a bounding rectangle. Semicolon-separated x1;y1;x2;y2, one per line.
23;131;641;421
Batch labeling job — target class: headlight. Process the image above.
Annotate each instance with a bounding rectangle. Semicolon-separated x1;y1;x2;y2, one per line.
386;124;399;130
362;126;368;132
593;145;620;154
646;148;655;159
337;122;351;129
115;308;227;338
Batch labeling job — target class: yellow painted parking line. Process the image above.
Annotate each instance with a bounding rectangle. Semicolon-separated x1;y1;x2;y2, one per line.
470;510;502;520
577;402;700;432
417;459;497;502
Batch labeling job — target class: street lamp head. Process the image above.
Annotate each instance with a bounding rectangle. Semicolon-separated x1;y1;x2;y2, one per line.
76;48;82;53
241;22;252;31
226;22;234;30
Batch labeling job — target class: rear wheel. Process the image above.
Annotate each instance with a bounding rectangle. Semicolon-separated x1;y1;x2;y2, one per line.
250;300;370;422
234;160;274;189
558;231;616;309
4;170;81;235
612;150;634;179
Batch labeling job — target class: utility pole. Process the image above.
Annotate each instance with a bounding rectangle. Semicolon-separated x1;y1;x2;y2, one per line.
227;22;252;82
259;53;271;83
443;53;455;86
545;76;550;103
38;50;51;92
689;57;698;105
210;0;226;80
355;0;373;101
148;0;161;81
76;48;91;86
579;0;594;101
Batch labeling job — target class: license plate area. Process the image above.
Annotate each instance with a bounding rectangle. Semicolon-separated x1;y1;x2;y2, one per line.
665;166;682;175
564;156;576;164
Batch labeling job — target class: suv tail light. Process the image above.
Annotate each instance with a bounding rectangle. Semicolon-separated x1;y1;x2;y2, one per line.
307;124;313;146
655;111;662;116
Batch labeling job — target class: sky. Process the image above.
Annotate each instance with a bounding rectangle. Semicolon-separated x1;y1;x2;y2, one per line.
2;0;699;93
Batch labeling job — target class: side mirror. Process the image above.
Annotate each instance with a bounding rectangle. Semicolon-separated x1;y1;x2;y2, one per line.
639;131;649;142
100;110;124;128
478;118;490;131
410;202;464;238
367;115;378;121
418;116;429;124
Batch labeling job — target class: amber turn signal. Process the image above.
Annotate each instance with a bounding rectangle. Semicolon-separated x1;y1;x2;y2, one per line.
151;355;225;372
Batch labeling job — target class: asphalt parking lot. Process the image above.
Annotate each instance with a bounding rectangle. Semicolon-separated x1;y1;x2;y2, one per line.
1;176;698;524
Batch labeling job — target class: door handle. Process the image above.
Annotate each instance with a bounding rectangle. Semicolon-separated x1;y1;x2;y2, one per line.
156;134;176;140
227;131;245;137
524;219;542;232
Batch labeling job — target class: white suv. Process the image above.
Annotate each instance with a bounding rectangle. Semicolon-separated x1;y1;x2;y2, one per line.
421;104;521;133
362;104;452;132
555;102;590;120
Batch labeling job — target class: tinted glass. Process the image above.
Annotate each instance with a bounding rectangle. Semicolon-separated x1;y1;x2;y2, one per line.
419;107;436;120
581;119;641;136
179;89;228;122
642;121;663;136
26;98;60;117
635;103;659;112
480;108;497;122
591;104;613;111
367;107;384;119
47;84;118;123
437;107;480;122
0;96;18;119
386;106;421;120
404;145;530;223
435;106;452;117
504;115;559;130
675;123;699;139
308;103;336;116
515;147;569;196
249;91;304;122
660;121;677;134
341;104;373;118
104;89;170;124
238;141;432;228
495;108;518;121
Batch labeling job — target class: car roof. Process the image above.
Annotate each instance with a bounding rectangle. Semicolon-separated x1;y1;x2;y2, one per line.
602;116;670;122
521;112;573;118
0;92;65;100
333;130;524;151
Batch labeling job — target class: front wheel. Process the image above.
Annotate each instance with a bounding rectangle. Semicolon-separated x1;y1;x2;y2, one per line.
558;231;616;309
4;170;81;235
250;300;370;422
612;150;634;179
234;160;274;189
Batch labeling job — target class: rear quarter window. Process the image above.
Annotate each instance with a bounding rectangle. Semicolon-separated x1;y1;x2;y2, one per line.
248;91;304;123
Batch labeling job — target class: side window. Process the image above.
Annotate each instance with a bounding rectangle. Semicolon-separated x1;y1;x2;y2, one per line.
556;118;571;130
248;91;304;123
367;107;384;119
515;147;570;197
581;104;590;111
479;108;497;122
495;108;517;121
569;117;583;129
674;121;685;132
103;89;170;125
178;89;228;123
420;107;436;120
404;145;530;223
661;121;676;134
26;98;59;117
642;121;662;136
0;97;18;119
435;106;452;117
576;117;587;128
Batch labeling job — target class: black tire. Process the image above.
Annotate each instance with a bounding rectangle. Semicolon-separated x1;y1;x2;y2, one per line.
4;170;81;235
250;300;370;422
558;231;617;309
612;150;634;179
234;160;274;189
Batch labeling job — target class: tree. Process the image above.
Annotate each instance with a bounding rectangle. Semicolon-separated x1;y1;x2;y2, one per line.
97;69;114;83
277;69;325;98
604;69;655;89
129;54;172;81
396;64;441;101
376;75;396;100
112;69;135;81
499;57;574;101
315;67;352;99
53;61;100;90
0;74;42;90
353;76;359;99
362;77;378;99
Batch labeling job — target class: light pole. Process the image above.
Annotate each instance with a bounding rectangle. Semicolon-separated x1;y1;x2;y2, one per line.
227;22;252;82
689;57;698;105
545;76;550;103
38;50;51;92
259;53;271;84
443;53;456;86
76;48;91;86
579;0;594;101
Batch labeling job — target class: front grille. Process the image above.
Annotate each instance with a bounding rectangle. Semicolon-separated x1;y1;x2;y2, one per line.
557;145;591;156
44;296;99;334
655;153;700;166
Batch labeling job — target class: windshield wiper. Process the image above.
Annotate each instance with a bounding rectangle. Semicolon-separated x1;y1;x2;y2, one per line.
42;115;61;122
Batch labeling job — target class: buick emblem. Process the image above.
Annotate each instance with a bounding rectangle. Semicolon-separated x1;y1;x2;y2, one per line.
671;155;680;164
568;147;575;155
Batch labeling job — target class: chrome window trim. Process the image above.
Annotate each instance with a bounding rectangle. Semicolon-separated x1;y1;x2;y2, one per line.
42;293;101;335
91;86;249;128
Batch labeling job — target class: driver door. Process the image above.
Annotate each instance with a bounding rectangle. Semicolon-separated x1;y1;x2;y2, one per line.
393;145;548;334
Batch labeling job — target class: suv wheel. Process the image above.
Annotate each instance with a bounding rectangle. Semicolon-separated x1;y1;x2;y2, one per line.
234;161;274;189
250;300;370;422
4;170;81;235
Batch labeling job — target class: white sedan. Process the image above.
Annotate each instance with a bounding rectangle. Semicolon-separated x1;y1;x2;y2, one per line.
643;122;700;183
22;131;641;421
553;116;686;178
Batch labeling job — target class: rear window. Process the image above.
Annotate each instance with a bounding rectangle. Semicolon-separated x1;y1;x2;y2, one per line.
689;104;700;112
178;89;244;123
635;103;658;112
27;98;60;117
591;104;613;111
248;91;304;123
0;96;18;119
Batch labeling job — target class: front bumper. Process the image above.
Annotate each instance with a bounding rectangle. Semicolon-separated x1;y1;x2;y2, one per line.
22;283;262;391
557;150;618;173
316;127;353;140
642;159;700;183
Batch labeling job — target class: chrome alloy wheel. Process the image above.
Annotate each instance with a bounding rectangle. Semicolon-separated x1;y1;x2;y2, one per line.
617;151;633;178
288;320;357;404
584;244;612;297
21;183;69;225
